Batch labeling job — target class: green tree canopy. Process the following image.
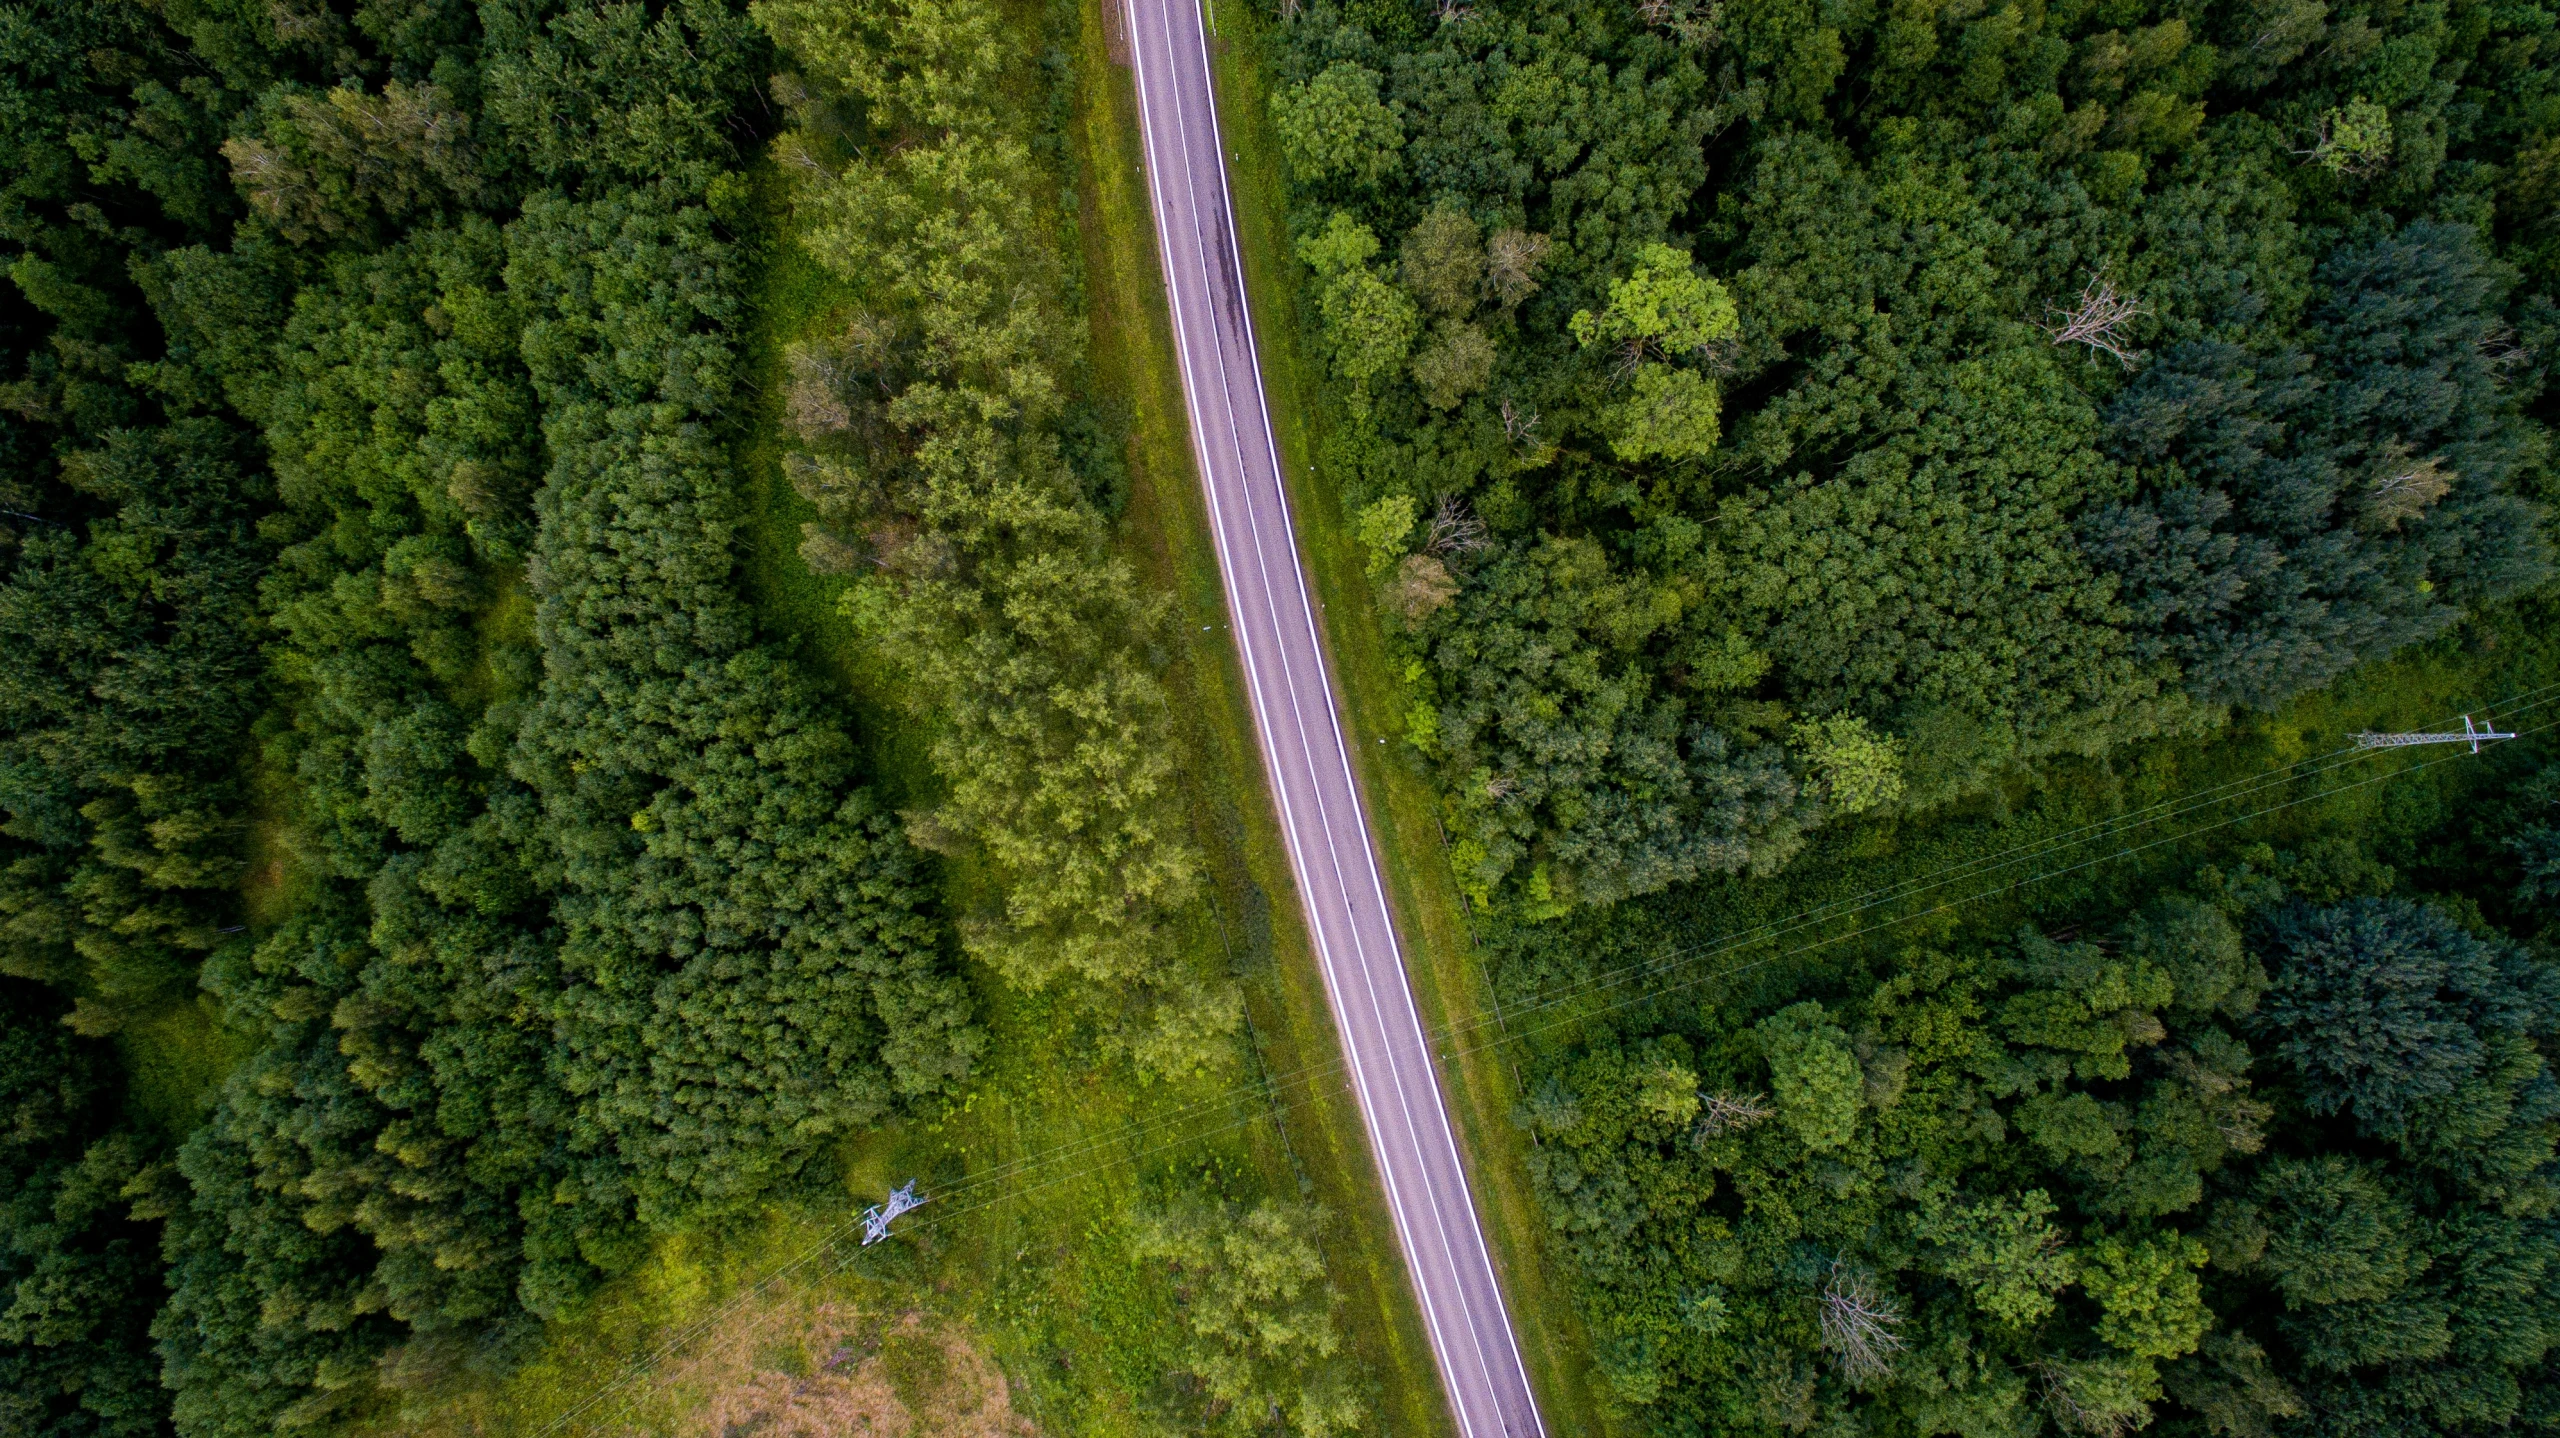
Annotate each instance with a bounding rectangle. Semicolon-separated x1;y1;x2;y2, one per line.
1269;61;1401;189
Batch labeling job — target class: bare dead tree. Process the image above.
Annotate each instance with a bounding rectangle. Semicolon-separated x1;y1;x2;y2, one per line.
841;313;906;396
1484;229;1552;311
797;523;866;576
901;808;965;858
783;342;854;439
1672;12;1722;47
1691;1090;1774;1141
2480;322;2531;377
2041;274;2147;369
1609;334;1657;382
1425;494;1489;555
1433;0;1476;23
864;514;923;571
267;0;342;46
2365;447;2455;529
1484;774;1518;802
1634;0;1722;47
1818;1263;1907;1384
772;131;833;181
1498;396;1541;443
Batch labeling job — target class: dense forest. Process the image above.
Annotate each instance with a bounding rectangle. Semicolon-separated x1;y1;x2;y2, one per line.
1268;0;2558;909
2;0;991;1429
1512;767;2560;1436
4;0;1371;1429
1255;0;2560;1429
10;0;2559;1430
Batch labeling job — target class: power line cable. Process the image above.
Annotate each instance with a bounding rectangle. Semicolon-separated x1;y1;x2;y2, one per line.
819;680;2560;1218
790;689;2522;1220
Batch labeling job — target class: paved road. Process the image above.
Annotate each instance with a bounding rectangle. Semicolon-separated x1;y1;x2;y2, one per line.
1120;5;1547;1436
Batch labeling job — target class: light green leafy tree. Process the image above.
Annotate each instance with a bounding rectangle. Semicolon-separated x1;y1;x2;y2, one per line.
2041;1352;2165;1437
1570;241;1739;363
1600;363;1722;460
1794;715;1906;815
2083;1232;2212;1361
2308;97;2393;174
777;0;1239;1079
1296;209;1379;277
1572;244;1737;460
1320;271;1418;387
1636;1058;1702;1127
1915;1189;2079;1326
1298;214;1418;389
1400;207;1484;317
1135;1199;1367;1437
1353;493;1417;577
1756;1001;1863;1150
1411;317;1496;410
1270;61;1402;187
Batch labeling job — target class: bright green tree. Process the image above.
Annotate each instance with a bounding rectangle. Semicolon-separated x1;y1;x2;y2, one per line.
1794;715;1906;815
1269;62;1402;187
1756;1001;1863;1150
1600;362;1723;461
1570;242;1739;362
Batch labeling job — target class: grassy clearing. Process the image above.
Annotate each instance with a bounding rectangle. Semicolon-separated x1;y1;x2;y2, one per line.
1198;8;1616;1433
731;204;939;811
113;745;293;1139
383;982;1298;1436
115;994;254;1139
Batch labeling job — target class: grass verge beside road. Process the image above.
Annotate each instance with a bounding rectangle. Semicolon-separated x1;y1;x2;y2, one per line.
1069;0;1452;1427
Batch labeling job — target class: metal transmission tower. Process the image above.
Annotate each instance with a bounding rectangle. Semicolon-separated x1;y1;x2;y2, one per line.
2353;714;2516;753
861;1181;925;1246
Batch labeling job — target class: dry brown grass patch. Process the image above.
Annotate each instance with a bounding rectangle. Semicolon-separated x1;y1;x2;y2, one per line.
654;1293;1035;1438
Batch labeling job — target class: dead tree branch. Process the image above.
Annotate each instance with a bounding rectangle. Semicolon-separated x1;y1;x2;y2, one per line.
1691;1091;1774;1141
1425;494;1489;555
2041;274;2147;369
1498;396;1540;444
1819;1263;1907;1384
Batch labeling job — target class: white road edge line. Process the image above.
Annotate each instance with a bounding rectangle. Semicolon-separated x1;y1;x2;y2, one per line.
1122;14;1475;1430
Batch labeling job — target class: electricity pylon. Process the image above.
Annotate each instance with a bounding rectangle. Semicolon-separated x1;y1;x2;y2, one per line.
2353;714;2515;753
861;1180;925;1245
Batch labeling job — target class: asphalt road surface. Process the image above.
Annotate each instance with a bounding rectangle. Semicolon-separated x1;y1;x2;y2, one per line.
1120;4;1548;1436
